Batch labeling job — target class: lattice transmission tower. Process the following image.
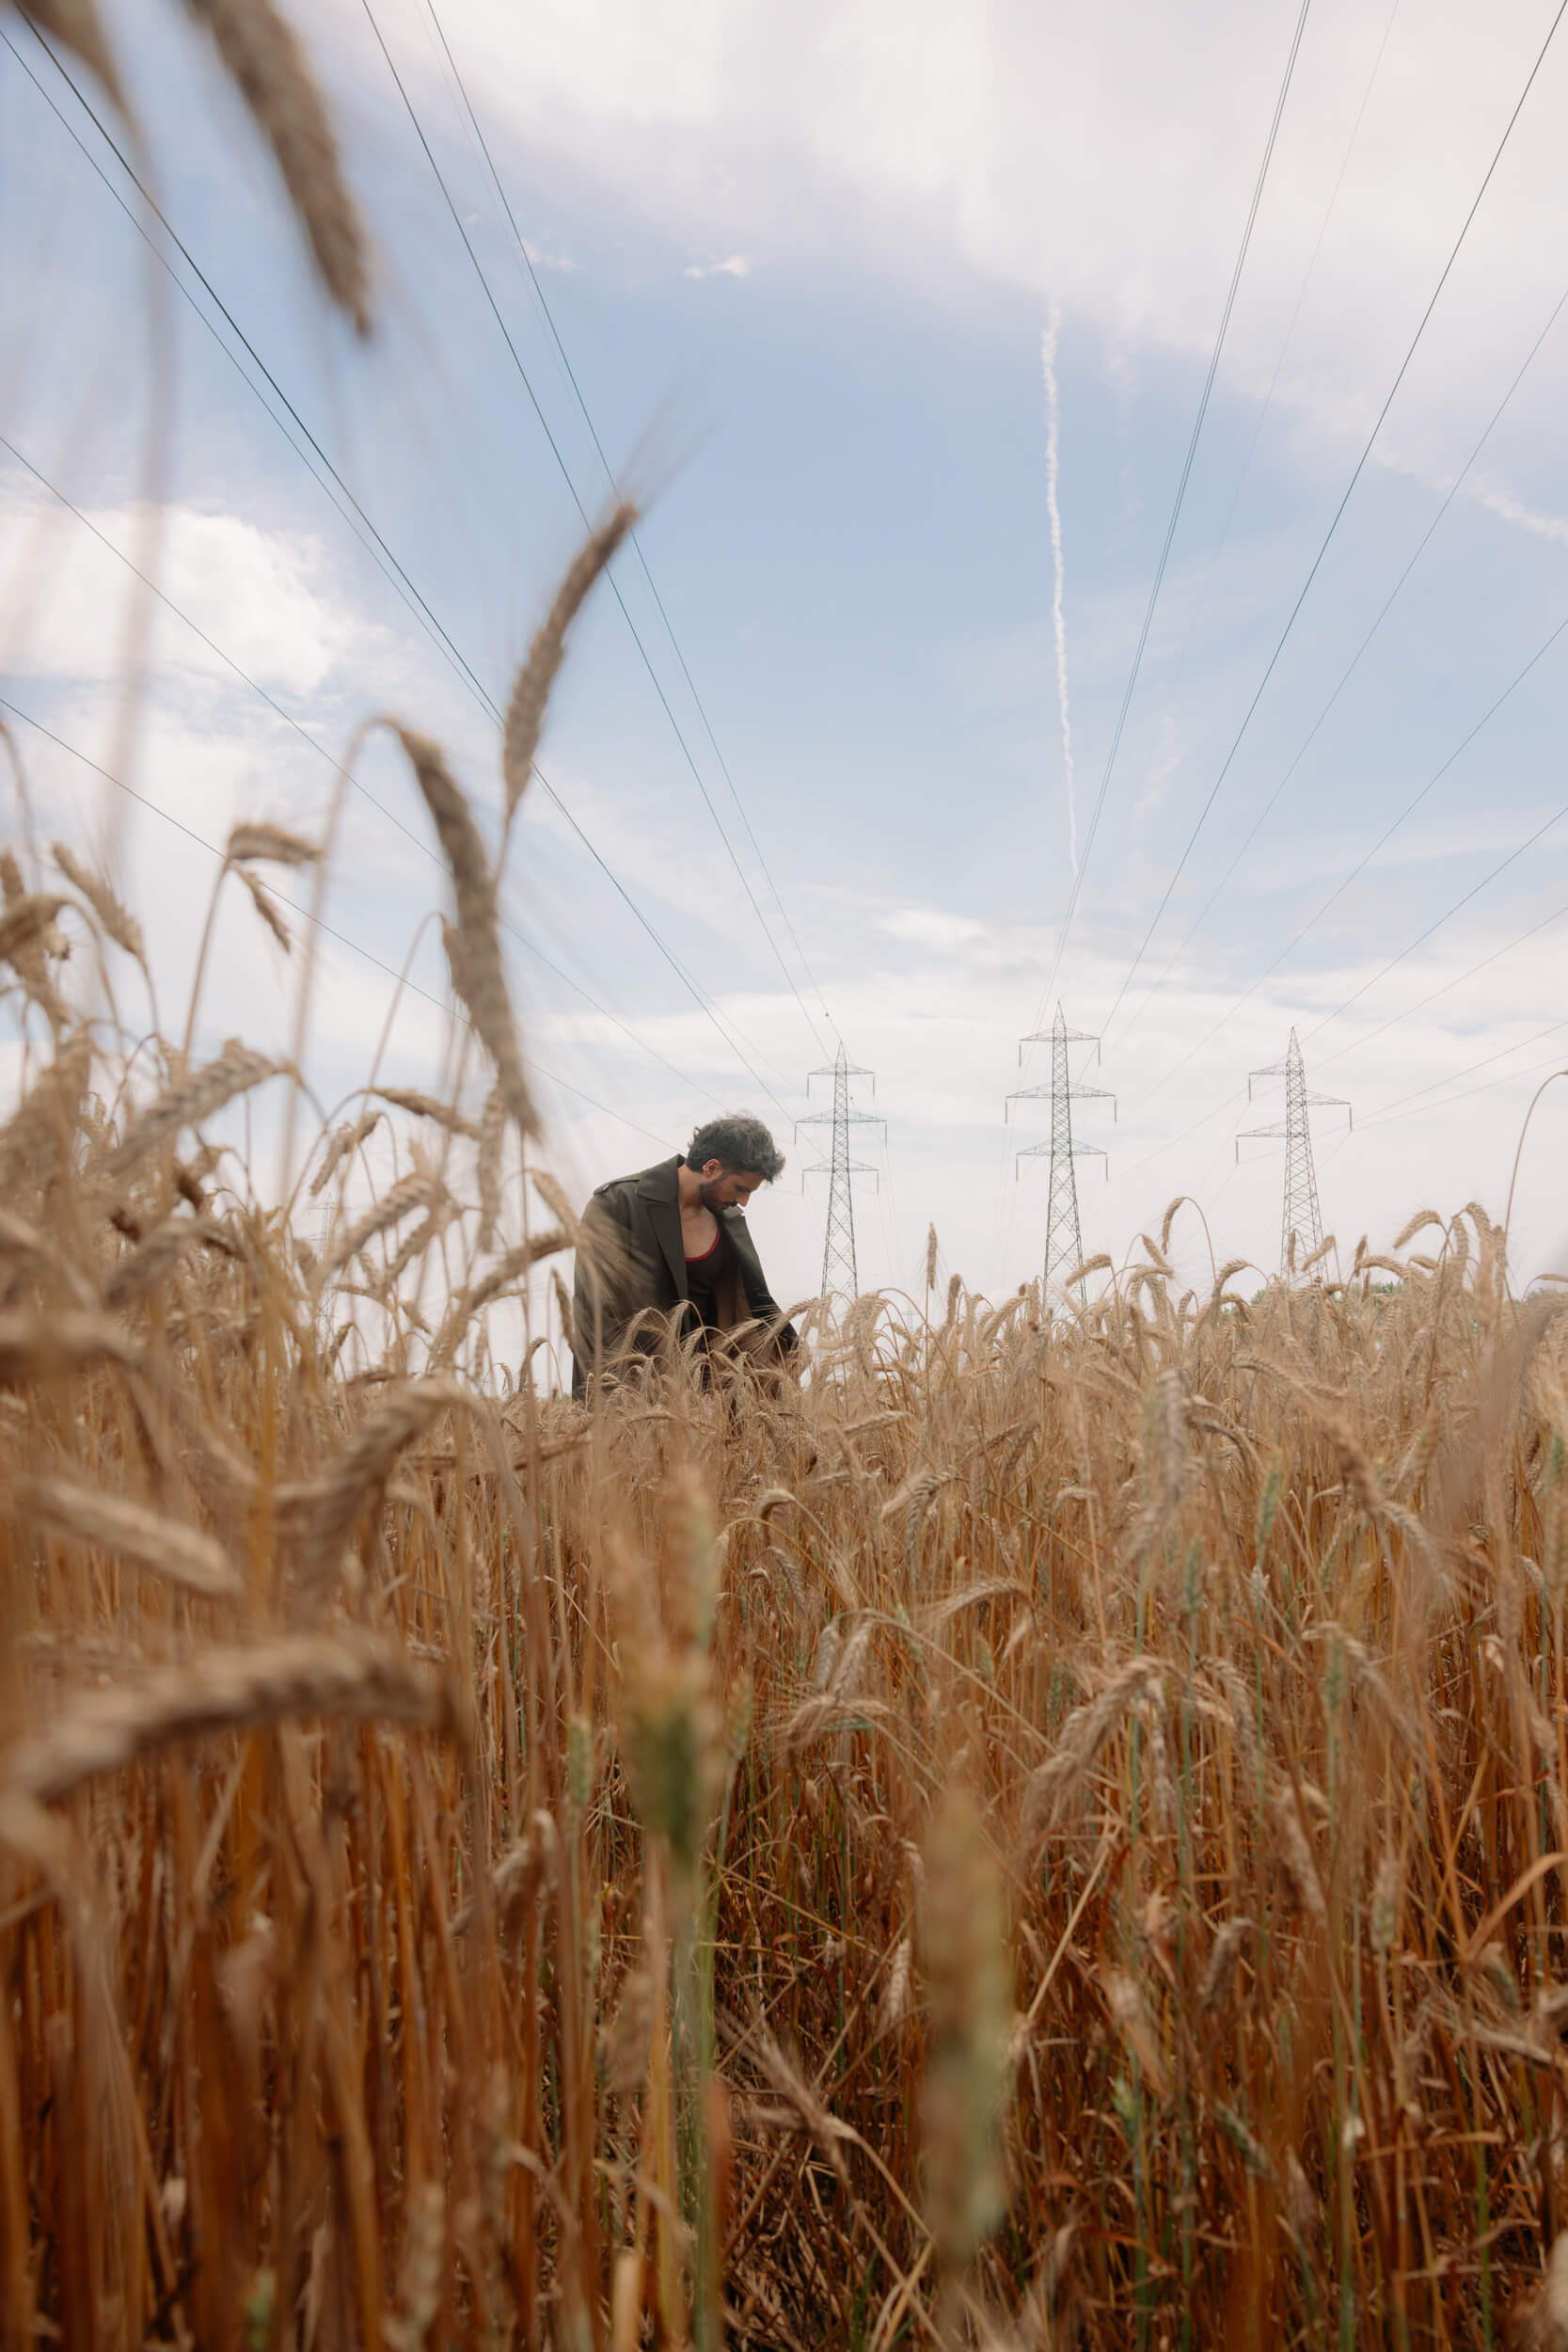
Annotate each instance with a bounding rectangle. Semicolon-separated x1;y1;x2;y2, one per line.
1007;1005;1116;1299
1237;1026;1352;1277
798;1046;882;1303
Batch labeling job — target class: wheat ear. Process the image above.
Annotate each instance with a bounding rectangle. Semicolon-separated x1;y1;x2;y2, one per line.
225;818;318;866
0;895;67;974
184;0;371;332
16;1475;240;1598
393;727;537;1136
5;1632;463;1803
234;864;290;952
52;844;145;963
277;1376;467;1587
20;1;125;113
475;1083;504;1252
311;1106;381;1196
374;1088;480;1140
501;502;637;832
110;1042;282;1177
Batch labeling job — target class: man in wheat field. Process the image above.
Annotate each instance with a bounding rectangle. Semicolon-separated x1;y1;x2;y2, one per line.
571;1114;798;1397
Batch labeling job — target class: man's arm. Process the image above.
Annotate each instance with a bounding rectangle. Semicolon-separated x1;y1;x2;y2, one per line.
727;1216;799;1356
571;1184;636;1396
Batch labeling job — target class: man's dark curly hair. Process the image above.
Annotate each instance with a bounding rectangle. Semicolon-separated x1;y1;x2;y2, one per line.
685;1113;785;1184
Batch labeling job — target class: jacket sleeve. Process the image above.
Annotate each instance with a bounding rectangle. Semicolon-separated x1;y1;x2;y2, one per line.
571;1184;636;1396
731;1222;798;1355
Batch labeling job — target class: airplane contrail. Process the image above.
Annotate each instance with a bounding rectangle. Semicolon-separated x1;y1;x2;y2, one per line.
1040;302;1077;874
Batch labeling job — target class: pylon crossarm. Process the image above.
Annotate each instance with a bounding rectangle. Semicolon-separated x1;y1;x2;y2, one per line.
1018;1027;1101;1062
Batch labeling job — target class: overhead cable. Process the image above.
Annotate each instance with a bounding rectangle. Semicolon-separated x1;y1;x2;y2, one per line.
0;429;738;1114
1100;0;1568;1039
358;0;832;1065
1024;0;1315;1037
8;21;791;1115
1117;267;1568;1048
0;692;664;1142
418;0;838;1048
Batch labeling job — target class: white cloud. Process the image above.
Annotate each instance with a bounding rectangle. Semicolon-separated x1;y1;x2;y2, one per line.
0;482;373;702
880;906;987;950
683;254;751;279
446;0;1568;471
522;239;579;272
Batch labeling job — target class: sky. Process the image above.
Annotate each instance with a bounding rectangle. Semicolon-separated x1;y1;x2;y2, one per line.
7;0;1568;1337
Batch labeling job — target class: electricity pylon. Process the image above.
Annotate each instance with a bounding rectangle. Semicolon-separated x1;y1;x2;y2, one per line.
1007;1004;1116;1300
1237;1026;1352;1277
798;1045;882;1302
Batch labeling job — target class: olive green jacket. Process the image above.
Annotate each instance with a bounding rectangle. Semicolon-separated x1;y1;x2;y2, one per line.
570;1156;797;1396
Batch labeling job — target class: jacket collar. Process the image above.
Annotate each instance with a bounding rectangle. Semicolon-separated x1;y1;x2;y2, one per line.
637;1155;686;1297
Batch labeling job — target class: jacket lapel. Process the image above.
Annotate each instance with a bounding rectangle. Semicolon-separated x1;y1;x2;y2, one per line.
721;1208;763;1303
638;1157;687;1300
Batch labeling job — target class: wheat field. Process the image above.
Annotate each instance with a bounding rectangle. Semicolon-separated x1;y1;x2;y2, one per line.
8;798;1568;2351
8;3;1568;2344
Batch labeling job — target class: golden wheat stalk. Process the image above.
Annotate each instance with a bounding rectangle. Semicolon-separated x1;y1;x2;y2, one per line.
184;0;371;333
232;864;291;953
277;1375;467;1586
4;1632;463;1803
474;1082;504;1252
15;1474;241;1598
393;727;536;1136
430;1227;571;1362
0;893;66;975
0;1310;140;1382
51;844;145;964
310;1105;381;1197
317;1167;441;1282
501;503;637;831
18;0;125;113
225;819;319;866
110;1041;282;1177
374;1088;480;1141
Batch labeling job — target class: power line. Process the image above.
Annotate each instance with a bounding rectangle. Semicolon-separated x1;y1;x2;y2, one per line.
1117;265;1568;1048
2;24;502;725
990;0;1313;1291
0;691;663;1142
1356;1024;1568;1130
1316;891;1568;1078
0;427;732;1112
1147;0;1402;725
7;21;793;1115
1301;785;1568;1055
1108;589;1568;1118
1100;0;1568;1040
1025;0;1315;1036
417;0;838;1048
357;0;832;1066
1110;846;1568;1198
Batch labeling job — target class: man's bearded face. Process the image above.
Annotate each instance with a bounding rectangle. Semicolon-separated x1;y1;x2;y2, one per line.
698;1163;762;1214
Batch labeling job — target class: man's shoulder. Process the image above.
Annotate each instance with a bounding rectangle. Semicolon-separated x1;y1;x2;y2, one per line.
591;1157;675;1206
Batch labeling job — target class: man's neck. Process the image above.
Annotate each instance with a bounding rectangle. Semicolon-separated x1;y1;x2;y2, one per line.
675;1160;705;1212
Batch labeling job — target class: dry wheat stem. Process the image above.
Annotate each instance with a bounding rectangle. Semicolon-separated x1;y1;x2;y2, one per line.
5;1632;463;1803
15;1474;241;1597
184;0;370;331
501;502;637;833
51;844;145;963
109;1041;283;1176
392;725;537;1138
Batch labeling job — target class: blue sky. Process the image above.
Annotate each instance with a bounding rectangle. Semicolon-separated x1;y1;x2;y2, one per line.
7;0;1568;1332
